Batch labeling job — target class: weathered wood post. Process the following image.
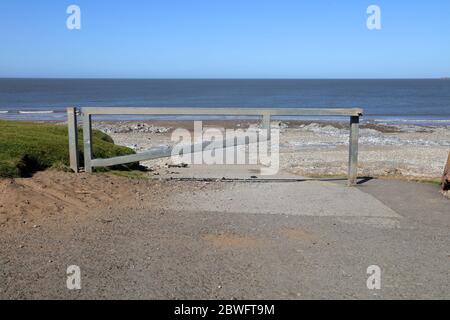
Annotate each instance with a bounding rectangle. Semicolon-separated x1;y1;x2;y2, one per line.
442;151;450;196
348;115;360;186
261;112;271;140
82;112;93;173
67;107;79;173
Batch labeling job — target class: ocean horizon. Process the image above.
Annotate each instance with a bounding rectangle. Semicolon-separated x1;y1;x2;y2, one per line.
1;78;449;123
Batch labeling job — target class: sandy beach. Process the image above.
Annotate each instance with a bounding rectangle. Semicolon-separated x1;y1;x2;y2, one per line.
92;120;450;180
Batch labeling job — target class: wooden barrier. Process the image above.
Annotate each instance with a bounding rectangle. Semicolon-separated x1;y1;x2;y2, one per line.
68;107;363;185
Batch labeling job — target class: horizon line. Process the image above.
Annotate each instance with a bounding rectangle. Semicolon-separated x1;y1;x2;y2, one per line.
0;77;448;80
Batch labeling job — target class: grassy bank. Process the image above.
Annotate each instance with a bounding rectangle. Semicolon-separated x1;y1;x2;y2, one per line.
0;120;136;178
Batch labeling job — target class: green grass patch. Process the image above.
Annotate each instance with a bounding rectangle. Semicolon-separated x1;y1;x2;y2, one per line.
377;175;442;185
0;120;138;178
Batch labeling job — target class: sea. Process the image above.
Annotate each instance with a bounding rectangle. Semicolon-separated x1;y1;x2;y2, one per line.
0;79;449;124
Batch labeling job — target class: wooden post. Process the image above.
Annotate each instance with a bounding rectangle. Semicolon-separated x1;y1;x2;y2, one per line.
348;116;359;186
67;107;79;173
83;112;93;173
442;151;450;192
262;113;271;140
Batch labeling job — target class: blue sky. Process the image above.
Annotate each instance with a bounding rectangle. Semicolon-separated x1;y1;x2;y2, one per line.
0;0;449;78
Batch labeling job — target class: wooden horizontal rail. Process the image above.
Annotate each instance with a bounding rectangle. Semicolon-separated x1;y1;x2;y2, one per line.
81;107;363;117
91;137;266;168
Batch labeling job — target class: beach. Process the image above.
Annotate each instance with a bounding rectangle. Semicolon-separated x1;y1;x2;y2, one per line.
92;120;450;180
2;78;449;180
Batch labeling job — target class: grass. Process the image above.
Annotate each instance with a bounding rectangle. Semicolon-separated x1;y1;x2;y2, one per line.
0;120;138;178
377;175;442;185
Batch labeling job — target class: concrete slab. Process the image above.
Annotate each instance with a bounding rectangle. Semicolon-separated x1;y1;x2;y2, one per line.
161;164;304;180
167;180;401;218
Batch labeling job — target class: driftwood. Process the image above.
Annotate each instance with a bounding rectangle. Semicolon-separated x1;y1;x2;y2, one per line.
442;151;450;195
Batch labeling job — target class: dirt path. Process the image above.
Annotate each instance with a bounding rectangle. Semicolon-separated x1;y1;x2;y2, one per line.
0;171;449;299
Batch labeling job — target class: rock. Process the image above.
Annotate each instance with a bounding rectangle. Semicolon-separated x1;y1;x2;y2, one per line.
126;144;139;150
441;151;450;197
278;122;289;129
168;163;188;168
97;122;171;134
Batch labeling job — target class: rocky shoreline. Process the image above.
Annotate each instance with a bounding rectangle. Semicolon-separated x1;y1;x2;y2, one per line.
92;120;450;180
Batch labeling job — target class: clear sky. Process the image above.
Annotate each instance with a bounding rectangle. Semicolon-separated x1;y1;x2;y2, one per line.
0;0;449;78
